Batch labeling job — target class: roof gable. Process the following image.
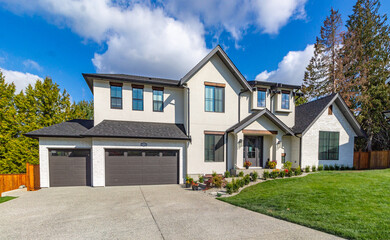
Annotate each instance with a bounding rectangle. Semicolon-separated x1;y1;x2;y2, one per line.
179;45;252;91
293;93;365;137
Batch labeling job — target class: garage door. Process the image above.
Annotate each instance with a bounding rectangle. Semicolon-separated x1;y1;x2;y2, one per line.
105;149;179;186
49;149;91;187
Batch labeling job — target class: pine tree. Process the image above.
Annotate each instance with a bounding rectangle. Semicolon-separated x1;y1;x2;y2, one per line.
302;8;343;99
71;100;94;120
342;0;390;151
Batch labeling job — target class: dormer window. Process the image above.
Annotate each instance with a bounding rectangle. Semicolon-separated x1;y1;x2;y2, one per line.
281;90;290;109
257;88;267;107
110;82;122;109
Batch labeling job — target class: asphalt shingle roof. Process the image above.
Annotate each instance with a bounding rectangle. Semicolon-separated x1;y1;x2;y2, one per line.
81;120;189;140
24;119;94;138
292;93;337;134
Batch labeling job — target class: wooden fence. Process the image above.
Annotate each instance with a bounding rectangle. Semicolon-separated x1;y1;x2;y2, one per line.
354;150;390;170
0;163;40;195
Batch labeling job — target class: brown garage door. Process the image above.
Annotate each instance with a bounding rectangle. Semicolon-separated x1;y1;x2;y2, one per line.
49;149;91;187
105;149;179;186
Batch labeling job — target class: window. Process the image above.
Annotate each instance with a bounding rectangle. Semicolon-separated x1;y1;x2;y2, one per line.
319;131;339;160
328;105;333;115
205;85;224;112
153;87;164;112
110;83;122;109
257;88;266;107
281;91;290;109
204;134;224;162
132;85;144;111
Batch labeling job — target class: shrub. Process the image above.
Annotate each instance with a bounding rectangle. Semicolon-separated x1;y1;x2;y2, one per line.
270;169;279;179
243;174;251;185
238;171;244;177
340;165;345;170
238;179;245;187
329;165;335;170
286;169;293;177
318;165;324;171
232;179;239;192
224;171;231;178
324;165;329;170
251;171;258;181
226;182;233;194
198;175;204;183
345;166;351;170
294;166;302;175
334;164;340;170
312;165;316;172
267;160;277;169
352;166;356;170
305;166;310;173
263;170;270;180
212;171;217;177
283;161;292;170
279;171;285;178
212;175;223;188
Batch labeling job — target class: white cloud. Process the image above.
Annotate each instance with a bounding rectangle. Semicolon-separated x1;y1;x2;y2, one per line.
23;59;43;71
1;68;43;92
255;44;314;85
0;0;209;79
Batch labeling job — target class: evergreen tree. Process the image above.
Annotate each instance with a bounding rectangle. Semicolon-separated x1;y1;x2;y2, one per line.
302;8;343;99
342;0;390;151
71;100;94;120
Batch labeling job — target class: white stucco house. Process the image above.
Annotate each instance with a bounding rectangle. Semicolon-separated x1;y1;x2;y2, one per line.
25;45;365;187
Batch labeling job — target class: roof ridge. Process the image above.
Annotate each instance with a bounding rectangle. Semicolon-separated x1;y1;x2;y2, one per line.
296;93;337;108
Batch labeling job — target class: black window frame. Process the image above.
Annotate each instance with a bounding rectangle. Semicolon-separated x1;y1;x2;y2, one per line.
132;85;144;111
257;88;267;107
152;87;164;112
281;91;290;110
204;85;225;113
318;131;340;160
204;134;225;162
110;83;123;109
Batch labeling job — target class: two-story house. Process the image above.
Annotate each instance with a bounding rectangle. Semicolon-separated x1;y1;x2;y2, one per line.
26;46;365;187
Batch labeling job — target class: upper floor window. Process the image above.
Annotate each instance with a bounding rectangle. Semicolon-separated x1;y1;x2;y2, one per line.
132;84;144;111
281;91;290;109
204;133;224;162
205;83;225;112
319;131;339;160
153;87;164;112
110;83;122;109
257;88;267;107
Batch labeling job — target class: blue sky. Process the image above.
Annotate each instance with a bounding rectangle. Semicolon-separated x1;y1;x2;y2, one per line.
0;0;389;102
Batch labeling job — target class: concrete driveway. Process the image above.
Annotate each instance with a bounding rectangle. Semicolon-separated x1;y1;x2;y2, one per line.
0;185;340;240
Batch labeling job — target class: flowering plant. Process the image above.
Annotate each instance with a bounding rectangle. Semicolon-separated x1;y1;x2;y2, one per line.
284;169;289;173
244;160;252;168
267;160;277;169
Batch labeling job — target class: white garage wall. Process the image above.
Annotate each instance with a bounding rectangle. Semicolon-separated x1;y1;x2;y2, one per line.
301;103;357;168
91;138;187;186
38;137;92;188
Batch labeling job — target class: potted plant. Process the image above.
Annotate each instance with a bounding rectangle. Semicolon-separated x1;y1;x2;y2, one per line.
191;181;199;191
185;175;193;188
267;160;277;169
243;160;252;169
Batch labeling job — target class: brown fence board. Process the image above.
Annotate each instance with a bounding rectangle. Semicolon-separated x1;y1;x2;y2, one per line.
0;163;40;195
354;151;390;170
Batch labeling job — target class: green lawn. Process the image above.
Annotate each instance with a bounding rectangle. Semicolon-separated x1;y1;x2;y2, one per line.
219;169;390;240
0;196;16;204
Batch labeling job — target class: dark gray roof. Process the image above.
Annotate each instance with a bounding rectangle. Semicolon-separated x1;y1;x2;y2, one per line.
227;109;295;135
293;93;365;137
293;94;337;134
179;45;252;91
83;73;181;93
24;119;94;138
247;81;301;90
82;120;189;140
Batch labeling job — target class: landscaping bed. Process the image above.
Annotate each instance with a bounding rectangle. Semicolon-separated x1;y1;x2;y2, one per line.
219;169;390;240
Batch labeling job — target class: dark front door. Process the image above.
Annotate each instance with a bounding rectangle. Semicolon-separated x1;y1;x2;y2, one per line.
244;136;263;167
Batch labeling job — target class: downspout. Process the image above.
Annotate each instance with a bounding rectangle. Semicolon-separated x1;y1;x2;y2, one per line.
299;135;302;167
226;133;229;171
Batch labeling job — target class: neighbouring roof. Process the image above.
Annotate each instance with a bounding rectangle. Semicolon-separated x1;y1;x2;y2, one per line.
81;120;190;140
82;73;181;93
247;81;301;90
24;119;94;138
293;93;365;137
226;109;295;135
179;45;253;91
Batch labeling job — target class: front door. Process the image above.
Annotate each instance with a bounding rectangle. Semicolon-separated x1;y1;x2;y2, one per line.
244;136;263;167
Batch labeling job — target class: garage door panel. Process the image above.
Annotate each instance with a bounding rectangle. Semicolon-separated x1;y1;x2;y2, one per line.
49;149;91;187
105;149;178;186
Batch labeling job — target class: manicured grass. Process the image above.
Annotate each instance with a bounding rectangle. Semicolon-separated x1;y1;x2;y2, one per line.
0;196;16;204
219;169;390;240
